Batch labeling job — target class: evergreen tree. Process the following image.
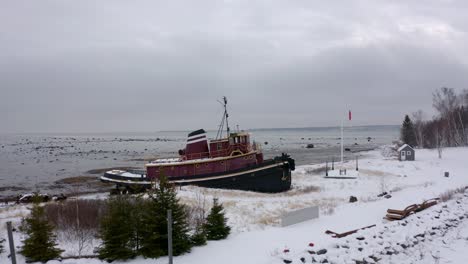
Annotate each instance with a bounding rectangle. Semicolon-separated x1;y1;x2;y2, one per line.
204;198;231;240
97;195;136;261
140;175;191;257
0;237;5;254
190;224;207;246
20;196;63;262
137;193;165;258
131;195;148;255
400;115;417;147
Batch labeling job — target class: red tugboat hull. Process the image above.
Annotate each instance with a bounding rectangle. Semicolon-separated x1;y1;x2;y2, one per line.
101;154;294;193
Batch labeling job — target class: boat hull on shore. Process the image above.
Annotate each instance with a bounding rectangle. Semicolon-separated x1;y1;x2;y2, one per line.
101;156;294;193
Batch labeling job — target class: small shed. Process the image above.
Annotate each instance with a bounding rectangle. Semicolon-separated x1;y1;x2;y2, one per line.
398;144;415;161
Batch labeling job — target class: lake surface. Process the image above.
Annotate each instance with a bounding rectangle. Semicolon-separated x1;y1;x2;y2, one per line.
0;125;399;198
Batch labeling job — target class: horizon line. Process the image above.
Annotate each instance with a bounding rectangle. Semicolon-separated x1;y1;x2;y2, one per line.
0;124;400;135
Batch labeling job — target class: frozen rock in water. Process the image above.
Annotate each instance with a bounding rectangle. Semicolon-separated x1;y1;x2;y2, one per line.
349;196;358;203
317;249;327;255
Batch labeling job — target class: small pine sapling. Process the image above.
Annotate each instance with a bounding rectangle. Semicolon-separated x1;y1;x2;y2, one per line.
20;195;63;262
204;198;231;240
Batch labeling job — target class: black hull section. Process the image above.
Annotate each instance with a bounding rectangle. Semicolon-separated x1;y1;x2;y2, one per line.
102;154;294;193
179;162;291;193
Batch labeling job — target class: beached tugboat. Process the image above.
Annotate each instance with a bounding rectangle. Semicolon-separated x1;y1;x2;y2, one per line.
101;97;295;193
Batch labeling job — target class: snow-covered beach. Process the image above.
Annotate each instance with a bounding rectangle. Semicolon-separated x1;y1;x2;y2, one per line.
1;146;468;264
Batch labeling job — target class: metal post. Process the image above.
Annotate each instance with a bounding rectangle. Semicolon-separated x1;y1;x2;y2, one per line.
332;157;334;170
167;210;173;264
326;161;329;176
341;119;344;164
356;156;359;171
7;221;17;264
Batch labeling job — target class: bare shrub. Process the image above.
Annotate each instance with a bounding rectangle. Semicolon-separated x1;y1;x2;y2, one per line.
439;187;466;202
184;191;208;231
45;199;107;256
380;144;398;158
305;166;327;175
288;185;320;195
45;199;106;231
322;206;335;216
379;176;387;194
257;215;277;226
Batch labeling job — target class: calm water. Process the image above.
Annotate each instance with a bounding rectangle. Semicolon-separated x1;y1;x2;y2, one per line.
0;125;399;198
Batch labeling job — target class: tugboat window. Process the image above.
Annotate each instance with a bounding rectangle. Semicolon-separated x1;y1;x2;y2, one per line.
217;143;222;150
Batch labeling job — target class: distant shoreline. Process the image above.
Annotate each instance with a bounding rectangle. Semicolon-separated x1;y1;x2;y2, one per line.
0;124;399;136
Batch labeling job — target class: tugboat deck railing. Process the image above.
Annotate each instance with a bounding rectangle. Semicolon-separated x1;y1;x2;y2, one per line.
147;150;257;167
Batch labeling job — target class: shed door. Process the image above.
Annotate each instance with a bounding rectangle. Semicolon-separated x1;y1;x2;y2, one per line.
401;151;406;161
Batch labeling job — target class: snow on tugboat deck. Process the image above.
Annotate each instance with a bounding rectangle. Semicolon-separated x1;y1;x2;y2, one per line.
1;147;468;264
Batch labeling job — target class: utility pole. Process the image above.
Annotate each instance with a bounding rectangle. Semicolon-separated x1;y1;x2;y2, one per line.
167;210;173;264
7;221;17;264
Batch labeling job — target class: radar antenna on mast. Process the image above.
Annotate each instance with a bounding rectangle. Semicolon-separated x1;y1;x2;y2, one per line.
216;96;230;139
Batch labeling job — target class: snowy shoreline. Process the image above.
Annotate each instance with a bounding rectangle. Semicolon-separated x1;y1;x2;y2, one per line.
1;146;468;264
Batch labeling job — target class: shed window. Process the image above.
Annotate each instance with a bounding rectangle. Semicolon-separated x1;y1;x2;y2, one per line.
407;151;411;156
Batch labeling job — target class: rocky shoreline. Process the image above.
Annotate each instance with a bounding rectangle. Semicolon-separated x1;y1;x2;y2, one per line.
0;175;114;203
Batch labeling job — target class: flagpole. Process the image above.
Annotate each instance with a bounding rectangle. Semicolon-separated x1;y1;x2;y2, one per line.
341;118;344;164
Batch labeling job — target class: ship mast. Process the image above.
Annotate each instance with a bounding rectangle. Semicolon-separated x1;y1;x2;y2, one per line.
224;96;230;137
216;96;231;139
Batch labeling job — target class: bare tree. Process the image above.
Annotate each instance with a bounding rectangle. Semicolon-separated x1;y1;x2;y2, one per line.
432;87;463;146
462;89;468;107
461;89;468;145
435;121;447;159
412;110;425;147
432;87;459;117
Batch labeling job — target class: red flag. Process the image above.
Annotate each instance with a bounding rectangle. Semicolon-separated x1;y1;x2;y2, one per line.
349;110;352;121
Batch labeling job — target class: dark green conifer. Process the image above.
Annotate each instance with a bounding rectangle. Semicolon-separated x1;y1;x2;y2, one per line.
190;224;207;246
140;175;191;257
97;195;136;261
400;115;417;147
204;198;231;240
131;195;148;254
20;196;63;262
0;237;4;254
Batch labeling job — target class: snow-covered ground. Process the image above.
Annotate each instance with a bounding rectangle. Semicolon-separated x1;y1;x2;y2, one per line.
1;147;468;264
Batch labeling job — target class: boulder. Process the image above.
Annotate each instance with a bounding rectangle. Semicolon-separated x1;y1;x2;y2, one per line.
349;196;358;203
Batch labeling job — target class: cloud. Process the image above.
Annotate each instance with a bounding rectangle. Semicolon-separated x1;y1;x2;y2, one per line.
1;0;468;132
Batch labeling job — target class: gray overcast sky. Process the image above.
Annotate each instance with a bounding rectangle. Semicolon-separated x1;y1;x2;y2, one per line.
1;0;468;133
